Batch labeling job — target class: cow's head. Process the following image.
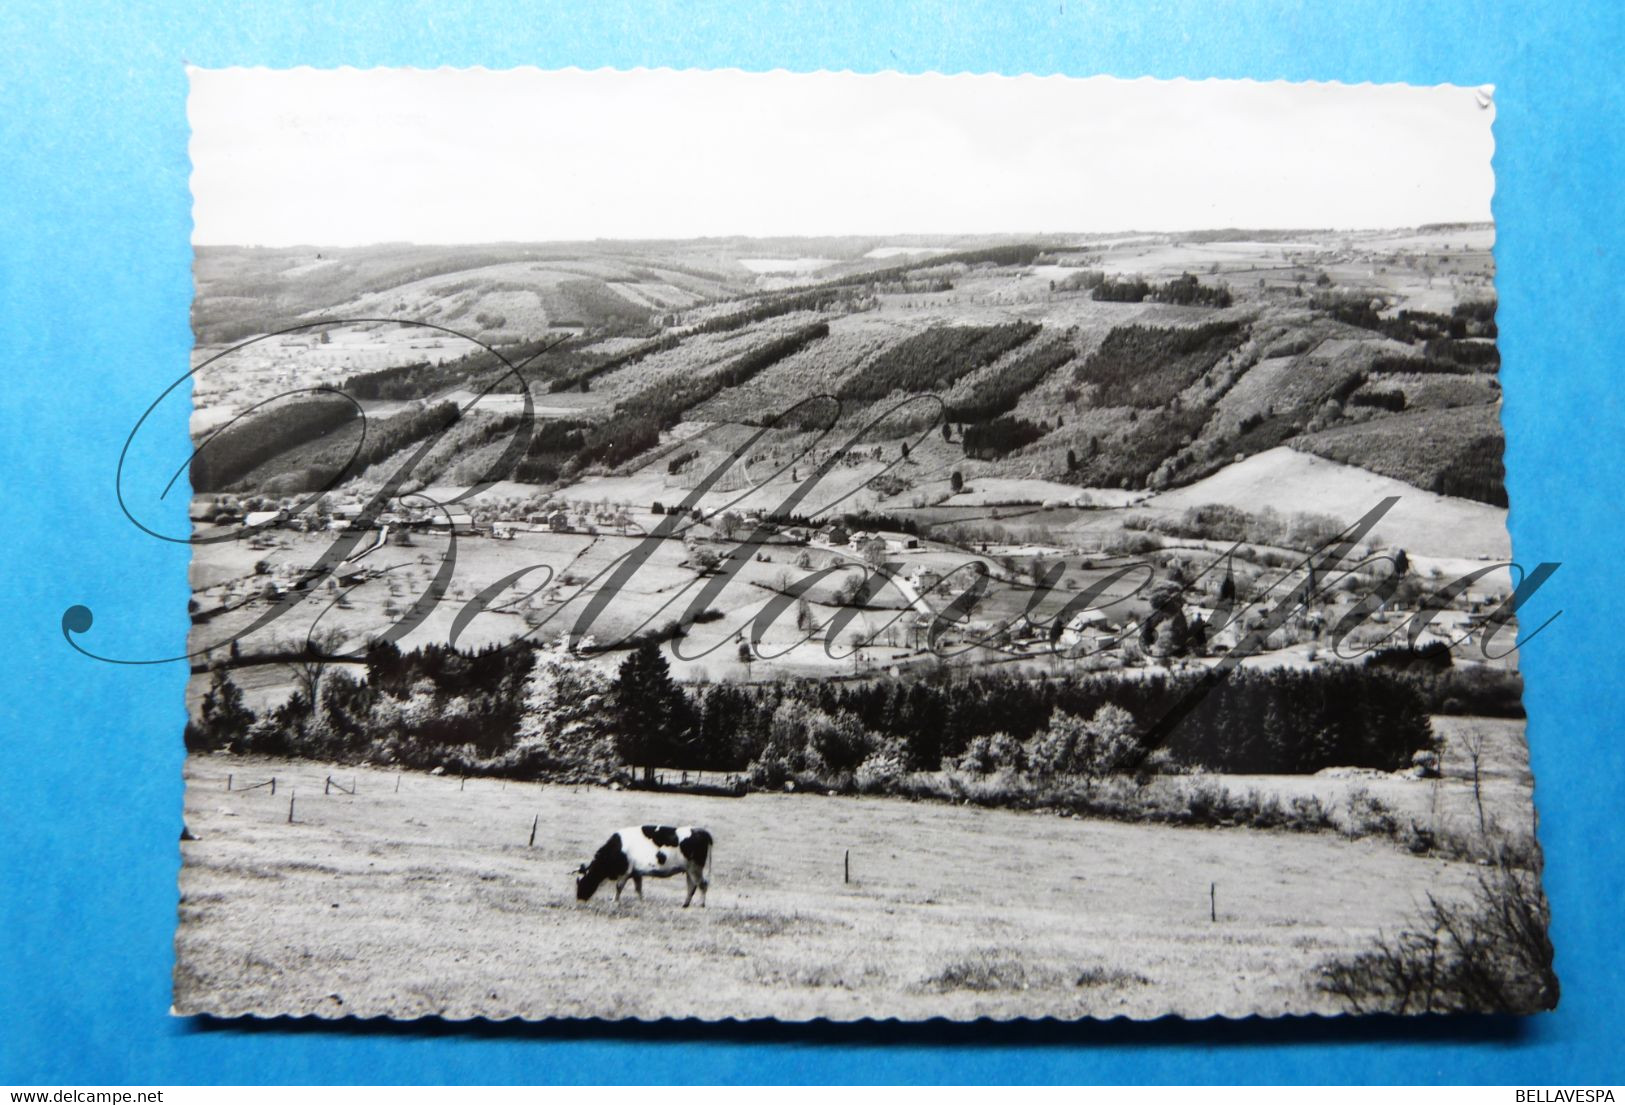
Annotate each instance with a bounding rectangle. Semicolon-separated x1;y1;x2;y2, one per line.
575;832;623;901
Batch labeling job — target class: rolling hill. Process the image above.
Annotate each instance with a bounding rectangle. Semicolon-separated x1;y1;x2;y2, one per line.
1144;446;1510;559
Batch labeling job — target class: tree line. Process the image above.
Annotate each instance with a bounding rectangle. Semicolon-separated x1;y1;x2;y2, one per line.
188;638;1447;787
944;338;1075;423
1072;321;1247;408
814;243;1045;291
615;322;829;428
962;415;1050;459
191;394;357;492
546;289;852;394
1091;272;1234;307
1312;295;1498;344
840;322;1040;400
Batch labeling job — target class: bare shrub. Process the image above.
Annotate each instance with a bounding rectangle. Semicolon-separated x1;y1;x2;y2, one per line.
1344;786;1401;838
1319;854;1557;1015
1075;965;1152;988
926;952;1032;992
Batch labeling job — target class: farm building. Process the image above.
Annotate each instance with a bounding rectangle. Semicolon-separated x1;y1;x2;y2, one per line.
1057;609;1116;648
425;512;477;536
243;510;282;529
335;564;369;586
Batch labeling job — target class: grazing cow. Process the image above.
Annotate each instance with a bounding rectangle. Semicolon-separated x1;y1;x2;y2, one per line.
575;825;713;907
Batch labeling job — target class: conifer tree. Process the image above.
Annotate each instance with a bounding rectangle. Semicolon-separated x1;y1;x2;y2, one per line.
614;641;693;780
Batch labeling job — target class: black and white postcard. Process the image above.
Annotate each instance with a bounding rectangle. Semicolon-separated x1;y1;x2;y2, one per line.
173;68;1551;1021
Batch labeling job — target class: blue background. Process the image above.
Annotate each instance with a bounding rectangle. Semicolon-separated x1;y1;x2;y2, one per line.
2;0;1621;1085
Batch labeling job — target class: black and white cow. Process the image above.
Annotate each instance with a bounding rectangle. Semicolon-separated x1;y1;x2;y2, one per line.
575;825;713;907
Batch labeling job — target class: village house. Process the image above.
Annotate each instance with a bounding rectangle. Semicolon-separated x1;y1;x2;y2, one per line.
334;564;369;587
908;566;943;593
1058;609;1117;651
854;534;888;561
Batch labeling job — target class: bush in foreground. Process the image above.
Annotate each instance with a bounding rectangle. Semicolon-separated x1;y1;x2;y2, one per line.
1318;852;1557;1015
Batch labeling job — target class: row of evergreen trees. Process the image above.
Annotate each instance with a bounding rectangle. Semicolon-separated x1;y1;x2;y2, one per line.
190;394;357;492
188;638;1437;784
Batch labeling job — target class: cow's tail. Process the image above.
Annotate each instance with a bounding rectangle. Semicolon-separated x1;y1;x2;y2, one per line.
706;834;714;884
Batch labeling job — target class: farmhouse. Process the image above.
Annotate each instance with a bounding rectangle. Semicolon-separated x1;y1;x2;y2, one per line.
908;566;943;592
853;534;888;561
1058;609;1116;649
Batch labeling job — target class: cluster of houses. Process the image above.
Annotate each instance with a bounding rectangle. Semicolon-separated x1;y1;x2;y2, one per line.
193;495;646;542
806;524;920;554
494;505;637;538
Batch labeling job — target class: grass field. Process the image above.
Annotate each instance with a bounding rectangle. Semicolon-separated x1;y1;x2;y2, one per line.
176;752;1495;1021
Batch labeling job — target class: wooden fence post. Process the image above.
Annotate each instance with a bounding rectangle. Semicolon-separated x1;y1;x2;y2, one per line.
1210;882;1216;923
325;776;332;795
395;773;401;793
226;773;232;791
288;793;296;824
270;777;276;796
529;814;538;848
844;849;850;885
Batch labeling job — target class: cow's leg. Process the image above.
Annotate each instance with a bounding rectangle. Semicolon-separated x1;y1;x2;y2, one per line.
633;874;644;899
614;875;630;903
682;870;696;908
699;872;708;908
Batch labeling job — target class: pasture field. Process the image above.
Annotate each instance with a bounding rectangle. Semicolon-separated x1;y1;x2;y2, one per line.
176;751;1498;1022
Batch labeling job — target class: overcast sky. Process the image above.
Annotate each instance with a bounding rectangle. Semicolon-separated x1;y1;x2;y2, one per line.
189;68;1494;247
